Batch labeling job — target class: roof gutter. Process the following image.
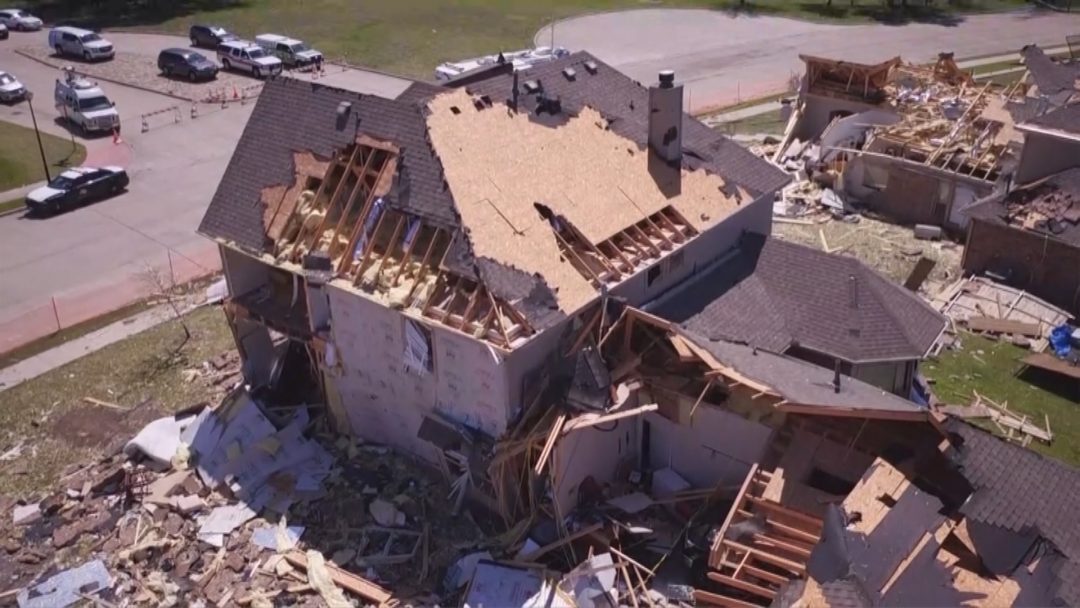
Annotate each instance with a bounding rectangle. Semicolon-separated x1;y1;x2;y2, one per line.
1015;122;1080;143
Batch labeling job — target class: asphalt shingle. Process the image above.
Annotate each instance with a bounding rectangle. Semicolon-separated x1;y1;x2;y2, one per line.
947;419;1080;606
654;233;946;363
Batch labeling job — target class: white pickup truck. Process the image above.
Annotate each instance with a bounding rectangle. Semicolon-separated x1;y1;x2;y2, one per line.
54;69;120;135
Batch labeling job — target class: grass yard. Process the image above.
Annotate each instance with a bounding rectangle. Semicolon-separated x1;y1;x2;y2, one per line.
716;108;788;135
924;334;1080;466
0;305;235;495
23;0;1026;79
0;121;86;193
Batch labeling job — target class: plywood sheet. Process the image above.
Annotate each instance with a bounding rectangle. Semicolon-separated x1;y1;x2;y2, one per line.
425;89;741;312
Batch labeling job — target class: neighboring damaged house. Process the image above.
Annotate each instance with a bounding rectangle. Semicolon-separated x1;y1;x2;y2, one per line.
649;233;946;397
775;53;1026;230
963;106;1080;313
787;418;1080;607
198;51;791;462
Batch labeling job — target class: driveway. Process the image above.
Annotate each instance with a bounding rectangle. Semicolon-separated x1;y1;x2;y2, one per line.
537;7;1080;112
0;29;412;354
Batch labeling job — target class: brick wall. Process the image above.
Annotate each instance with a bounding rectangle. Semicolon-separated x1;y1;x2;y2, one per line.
963;219;1080;314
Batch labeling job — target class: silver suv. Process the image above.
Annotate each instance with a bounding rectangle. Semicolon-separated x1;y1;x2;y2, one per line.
217;40;283;78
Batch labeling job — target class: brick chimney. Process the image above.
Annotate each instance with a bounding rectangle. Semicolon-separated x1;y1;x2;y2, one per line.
647;70;683;196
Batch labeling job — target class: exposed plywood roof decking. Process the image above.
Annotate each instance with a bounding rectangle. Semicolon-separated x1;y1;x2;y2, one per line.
425;89;744;312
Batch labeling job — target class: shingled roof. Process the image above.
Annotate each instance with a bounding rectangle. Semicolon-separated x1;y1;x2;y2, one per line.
1020;45;1079;107
1023;102;1080;137
655;233;946;363
947;419;1080;606
199;77;458;254
463;52;791;197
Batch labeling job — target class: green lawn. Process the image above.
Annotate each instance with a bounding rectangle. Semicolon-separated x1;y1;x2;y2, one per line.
716;108;788;135
0;305;235;494
924;334;1080;466
0;121;86;192
23;0;1026;79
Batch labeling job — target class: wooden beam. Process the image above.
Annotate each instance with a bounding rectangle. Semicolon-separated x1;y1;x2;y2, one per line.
741;565;789;586
562;403;659;433
551;228;606;285
283;156;338;249
750;533;812;558
774;402;929;422
533;414;567;475
284;551;391;605
566;306;604;356
735;512;820;544
420;273;445;315
375;214;407;280
640;216;675;249
304;143;361;253
602;240;636;273
458;286;482;330
618;231;648;260
743;496;823;530
327;145;379;258
706;572;775;600
488;291;512;346
391;222;422;286
690;379;713;421
631;224;662;256
337;155;395;273
721;540;806;575
710;464;758;567
406;228;442;304
653;210;685;243
352;209;390;285
520;522;602;562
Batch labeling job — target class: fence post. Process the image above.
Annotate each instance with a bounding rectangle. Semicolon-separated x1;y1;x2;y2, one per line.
51;296;61;333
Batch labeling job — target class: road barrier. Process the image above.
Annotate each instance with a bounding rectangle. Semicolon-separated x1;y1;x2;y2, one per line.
140;105;182;133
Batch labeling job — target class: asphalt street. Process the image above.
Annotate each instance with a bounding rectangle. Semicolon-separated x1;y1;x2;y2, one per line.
0;29;411;353
537;7;1080;112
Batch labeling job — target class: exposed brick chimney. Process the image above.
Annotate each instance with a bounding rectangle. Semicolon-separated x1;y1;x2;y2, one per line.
647;70;683;196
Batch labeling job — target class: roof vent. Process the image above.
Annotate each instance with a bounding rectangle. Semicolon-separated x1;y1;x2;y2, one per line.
337;101;352;117
584;60;598;74
523;79;542;94
562;67;577;81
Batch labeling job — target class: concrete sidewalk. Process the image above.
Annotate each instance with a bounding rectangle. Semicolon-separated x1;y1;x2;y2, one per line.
0;182;43;208
0;302;181;392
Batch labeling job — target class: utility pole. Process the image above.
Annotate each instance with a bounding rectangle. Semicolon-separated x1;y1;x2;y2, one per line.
25;91;51;182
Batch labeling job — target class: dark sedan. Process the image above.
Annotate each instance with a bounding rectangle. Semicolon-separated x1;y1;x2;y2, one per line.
25;166;129;215
158;48;218;81
189;24;237;49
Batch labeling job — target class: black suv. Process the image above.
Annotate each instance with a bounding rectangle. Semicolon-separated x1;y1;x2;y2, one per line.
158;48;218;81
189;24;237;49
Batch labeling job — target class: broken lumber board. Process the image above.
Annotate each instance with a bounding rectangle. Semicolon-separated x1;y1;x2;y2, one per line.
1021;352;1080;381
533;414;567;475
964;317;1041;337
284;551;392;605
520;522;603;561
707;571;776;600
562;403;659;434
83;397;129;411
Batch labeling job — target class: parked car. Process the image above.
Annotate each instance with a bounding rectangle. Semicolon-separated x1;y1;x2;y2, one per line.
49;26;114;61
217;40;282;78
189;24;236;49
0;8;42;31
0;23;8;39
54;69;120;135
158;48;218;81
254;33;323;68
0;70;26;102
25;166;129;215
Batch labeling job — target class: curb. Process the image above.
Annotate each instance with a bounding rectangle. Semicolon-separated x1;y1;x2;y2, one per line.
13;48;195;103
0;205;25;218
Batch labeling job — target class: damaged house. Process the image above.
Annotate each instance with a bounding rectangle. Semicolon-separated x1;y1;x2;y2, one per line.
774;52;1028;230
198;53;794;461
962;103;1080;313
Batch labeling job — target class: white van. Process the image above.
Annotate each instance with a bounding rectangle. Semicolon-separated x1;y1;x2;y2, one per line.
217;40;283;78
49;26;114;61
254;34;323;68
54;69;120;135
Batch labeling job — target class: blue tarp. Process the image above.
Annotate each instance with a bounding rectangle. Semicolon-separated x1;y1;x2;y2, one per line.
1050;324;1073;359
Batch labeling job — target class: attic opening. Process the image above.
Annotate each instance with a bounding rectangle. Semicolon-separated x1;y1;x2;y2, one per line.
272;135;400;266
